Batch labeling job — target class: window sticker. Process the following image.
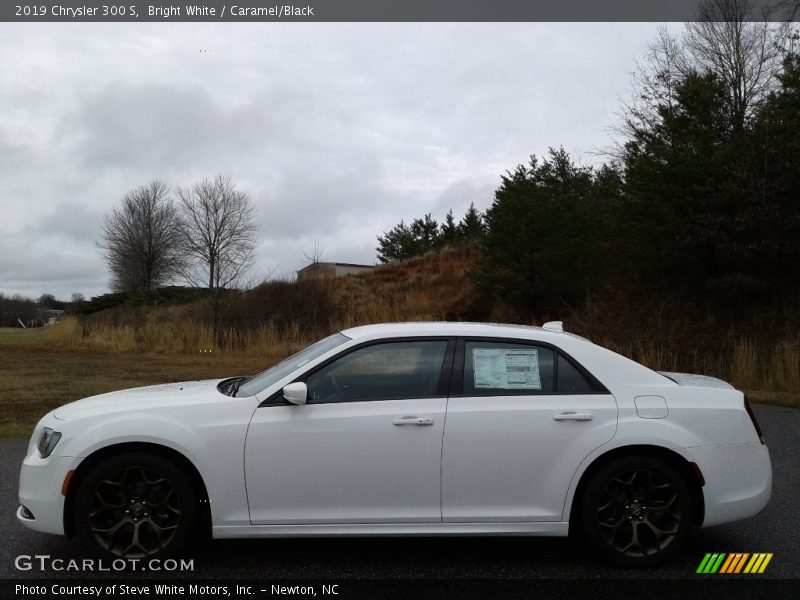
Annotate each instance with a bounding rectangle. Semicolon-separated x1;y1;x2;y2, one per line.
473;348;541;390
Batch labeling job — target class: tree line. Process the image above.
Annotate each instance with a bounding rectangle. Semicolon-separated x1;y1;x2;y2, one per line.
376;204;485;263
0;292;85;328
378;0;800;318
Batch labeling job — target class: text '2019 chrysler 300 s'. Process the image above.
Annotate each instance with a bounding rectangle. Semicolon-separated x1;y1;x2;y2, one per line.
18;322;771;566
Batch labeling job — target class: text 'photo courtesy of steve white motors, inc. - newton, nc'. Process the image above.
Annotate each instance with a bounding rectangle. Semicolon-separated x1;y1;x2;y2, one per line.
14;583;338;597
31;4;316;18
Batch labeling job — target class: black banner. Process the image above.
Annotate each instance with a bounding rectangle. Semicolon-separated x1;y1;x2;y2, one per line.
2;579;800;600
1;0;797;23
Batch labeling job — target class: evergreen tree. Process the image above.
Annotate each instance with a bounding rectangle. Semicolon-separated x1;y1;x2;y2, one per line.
623;70;769;292
376;220;418;263
458;203;485;240
742;51;800;287
439;210;459;246
409;214;440;250
475;148;617;316
376;214;441;263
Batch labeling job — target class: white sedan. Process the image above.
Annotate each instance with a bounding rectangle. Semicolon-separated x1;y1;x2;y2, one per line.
18;322;771;566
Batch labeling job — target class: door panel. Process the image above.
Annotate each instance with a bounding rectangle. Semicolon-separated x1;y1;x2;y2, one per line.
244;338;453;525
245;398;446;524
441;338;617;522
442;394;617;521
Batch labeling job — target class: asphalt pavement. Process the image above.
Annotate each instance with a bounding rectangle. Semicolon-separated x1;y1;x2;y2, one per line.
1;404;797;580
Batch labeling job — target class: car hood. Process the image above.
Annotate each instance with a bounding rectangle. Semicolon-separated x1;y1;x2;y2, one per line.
658;371;734;390
53;379;229;420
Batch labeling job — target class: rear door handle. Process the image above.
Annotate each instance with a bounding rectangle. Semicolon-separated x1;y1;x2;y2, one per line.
392;416;434;426
553;412;593;421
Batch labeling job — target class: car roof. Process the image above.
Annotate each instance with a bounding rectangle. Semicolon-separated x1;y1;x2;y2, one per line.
340;322;591;344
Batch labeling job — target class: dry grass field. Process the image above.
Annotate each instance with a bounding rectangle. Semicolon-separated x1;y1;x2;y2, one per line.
0;327;275;438
2;322;797;440
1;246;797;438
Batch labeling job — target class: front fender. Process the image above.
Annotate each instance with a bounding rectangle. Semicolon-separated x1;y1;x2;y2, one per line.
56;410;253;528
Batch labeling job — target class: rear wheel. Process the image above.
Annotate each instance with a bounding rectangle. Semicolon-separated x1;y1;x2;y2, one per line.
580;456;694;566
73;452;197;558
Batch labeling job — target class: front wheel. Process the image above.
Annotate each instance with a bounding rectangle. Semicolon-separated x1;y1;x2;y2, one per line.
73;452;198;559
580;456;694;566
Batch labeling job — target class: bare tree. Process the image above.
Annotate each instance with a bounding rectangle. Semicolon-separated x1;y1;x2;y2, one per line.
301;239;325;267
98;180;184;293
619;28;689;142
614;0;797;153
685;0;794;128
177;175;259;290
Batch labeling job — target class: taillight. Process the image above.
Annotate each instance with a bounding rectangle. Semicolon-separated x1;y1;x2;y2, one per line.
744;396;765;444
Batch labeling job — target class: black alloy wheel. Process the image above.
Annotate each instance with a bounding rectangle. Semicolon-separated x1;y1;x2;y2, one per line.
74;452;198;559
581;456;694;566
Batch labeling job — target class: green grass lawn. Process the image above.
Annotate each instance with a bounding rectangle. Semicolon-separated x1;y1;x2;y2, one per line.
0;326;50;346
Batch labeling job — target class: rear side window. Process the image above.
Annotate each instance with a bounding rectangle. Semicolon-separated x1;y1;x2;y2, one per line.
557;353;595;393
462;341;555;394
461;340;604;396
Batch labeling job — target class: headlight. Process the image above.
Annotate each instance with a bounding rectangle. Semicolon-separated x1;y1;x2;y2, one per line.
37;427;62;458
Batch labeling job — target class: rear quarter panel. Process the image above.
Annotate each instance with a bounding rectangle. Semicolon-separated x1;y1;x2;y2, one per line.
614;384;759;447
556;339;764;523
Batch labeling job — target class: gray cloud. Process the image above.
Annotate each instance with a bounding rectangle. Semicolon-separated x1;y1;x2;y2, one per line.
74;82;228;171
25;201;104;243
0;22;672;299
0;235;106;300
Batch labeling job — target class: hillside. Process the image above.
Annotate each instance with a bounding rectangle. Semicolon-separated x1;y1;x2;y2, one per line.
48;245;480;353
329;245;484;323
46;243;799;404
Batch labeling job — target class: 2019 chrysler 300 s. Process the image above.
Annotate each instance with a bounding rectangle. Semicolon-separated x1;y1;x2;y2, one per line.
18;322;771;566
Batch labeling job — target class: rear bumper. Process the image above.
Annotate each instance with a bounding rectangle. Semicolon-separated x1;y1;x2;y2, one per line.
682;442;771;528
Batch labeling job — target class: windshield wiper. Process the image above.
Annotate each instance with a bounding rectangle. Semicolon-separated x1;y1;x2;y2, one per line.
229;376;249;397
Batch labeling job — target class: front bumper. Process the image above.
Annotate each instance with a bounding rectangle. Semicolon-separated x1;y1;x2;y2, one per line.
683;442;772;528
17;448;78;536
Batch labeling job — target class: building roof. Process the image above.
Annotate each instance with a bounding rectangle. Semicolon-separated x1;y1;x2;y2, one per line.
297;261;375;273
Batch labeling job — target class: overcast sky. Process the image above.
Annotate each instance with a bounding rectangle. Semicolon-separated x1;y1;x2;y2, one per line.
0;23;677;299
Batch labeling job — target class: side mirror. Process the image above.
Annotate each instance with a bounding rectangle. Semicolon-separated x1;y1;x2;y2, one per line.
282;382;308;405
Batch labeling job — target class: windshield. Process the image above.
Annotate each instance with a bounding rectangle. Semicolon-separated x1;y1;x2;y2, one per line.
236;332;350;397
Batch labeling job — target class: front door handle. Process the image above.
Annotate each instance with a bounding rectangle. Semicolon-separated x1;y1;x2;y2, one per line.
392;416;434;426
553;412;593;421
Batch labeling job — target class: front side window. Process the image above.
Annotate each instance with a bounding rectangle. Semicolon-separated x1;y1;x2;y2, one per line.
463;341;555;394
305;340;449;404
236;333;350;397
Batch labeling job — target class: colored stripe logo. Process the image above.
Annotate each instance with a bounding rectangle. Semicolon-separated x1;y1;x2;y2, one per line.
697;553;773;574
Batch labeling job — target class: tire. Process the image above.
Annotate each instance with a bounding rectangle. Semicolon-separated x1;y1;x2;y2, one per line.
73;452;198;559
580;455;694;567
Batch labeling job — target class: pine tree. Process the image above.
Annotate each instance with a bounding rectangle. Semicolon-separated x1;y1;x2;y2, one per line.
458;203;485;240
439;210;459;246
